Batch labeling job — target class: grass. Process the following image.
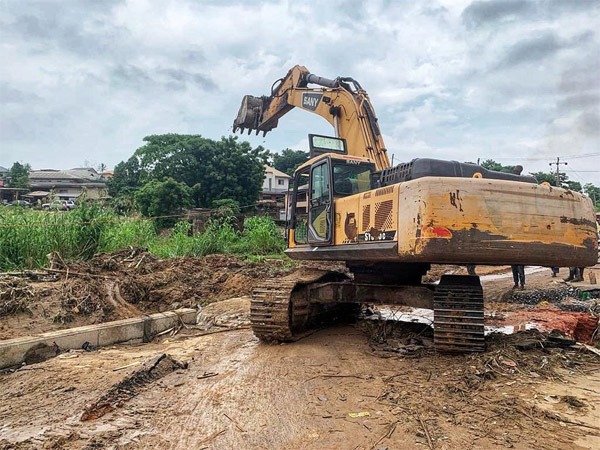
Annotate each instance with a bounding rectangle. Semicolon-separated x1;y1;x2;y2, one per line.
0;207;287;271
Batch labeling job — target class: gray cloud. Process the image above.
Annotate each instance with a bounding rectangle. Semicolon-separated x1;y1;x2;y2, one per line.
0;0;598;184
560;59;600;94
495;31;563;68
109;65;217;92
462;0;598;28
558;93;600;110
577;111;600;136
1;2;130;59
462;0;532;28
0;86;42;104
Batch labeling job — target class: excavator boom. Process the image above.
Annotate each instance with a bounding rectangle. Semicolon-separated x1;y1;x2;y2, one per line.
233;65;390;170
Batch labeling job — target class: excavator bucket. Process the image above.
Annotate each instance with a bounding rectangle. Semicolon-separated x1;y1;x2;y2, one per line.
233;95;264;135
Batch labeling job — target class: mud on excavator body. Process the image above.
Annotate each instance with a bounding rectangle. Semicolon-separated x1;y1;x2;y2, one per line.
235;66;598;353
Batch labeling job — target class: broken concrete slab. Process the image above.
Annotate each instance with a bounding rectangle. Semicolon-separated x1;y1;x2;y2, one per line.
0;308;196;369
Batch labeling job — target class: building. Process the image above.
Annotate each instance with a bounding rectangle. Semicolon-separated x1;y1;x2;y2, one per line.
259;165;292;221
28;168;108;200
261;165;291;202
0;165;8;187
261;165;291;205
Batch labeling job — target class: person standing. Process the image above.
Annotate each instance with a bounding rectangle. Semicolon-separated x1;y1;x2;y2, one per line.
512;265;525;289
565;267;585;282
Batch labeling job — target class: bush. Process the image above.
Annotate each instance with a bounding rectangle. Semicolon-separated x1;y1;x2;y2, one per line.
98;217;156;253
233;216;286;255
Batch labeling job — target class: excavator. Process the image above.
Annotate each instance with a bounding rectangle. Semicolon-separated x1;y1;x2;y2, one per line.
233;65;598;352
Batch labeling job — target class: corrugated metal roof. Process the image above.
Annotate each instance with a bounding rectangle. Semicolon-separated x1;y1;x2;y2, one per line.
29;169;105;183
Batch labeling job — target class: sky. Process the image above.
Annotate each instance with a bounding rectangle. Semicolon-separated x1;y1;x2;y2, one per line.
1;0;599;185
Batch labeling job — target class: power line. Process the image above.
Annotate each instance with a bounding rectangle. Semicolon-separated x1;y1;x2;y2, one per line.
485;153;600;162
566;152;600;160
549;157;568;184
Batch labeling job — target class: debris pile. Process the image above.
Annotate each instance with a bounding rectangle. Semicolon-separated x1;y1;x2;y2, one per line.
0;249;305;339
503;285;571;305
0;279;33;317
81;353;187;421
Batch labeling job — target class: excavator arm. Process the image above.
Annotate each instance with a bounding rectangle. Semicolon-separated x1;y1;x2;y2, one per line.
233;65;390;170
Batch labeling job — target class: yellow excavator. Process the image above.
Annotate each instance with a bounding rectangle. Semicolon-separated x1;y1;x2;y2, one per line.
233;65;598;352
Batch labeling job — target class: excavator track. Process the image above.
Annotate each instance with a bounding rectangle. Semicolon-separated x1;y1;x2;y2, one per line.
250;279;301;341
252;271;485;352
433;275;485;352
250;269;341;342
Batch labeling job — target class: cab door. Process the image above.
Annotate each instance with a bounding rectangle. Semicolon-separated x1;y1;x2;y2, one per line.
308;158;333;245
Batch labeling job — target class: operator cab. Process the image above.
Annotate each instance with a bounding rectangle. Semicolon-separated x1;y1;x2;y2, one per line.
288;135;375;246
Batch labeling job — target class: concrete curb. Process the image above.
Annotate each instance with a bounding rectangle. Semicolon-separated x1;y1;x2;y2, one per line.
0;308;197;369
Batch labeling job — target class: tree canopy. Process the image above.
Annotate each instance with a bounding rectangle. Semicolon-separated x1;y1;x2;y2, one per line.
584;183;600;210
479;159;516;174
109;134;269;208
272;148;309;176
134;178;192;220
7;162;31;188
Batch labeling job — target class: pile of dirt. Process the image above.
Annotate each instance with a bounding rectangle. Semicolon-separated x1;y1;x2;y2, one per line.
0;248;343;340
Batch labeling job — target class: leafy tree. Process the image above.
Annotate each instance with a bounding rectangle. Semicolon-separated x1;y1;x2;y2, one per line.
273;148;309;176
111;134;268;208
529;171;568;187
479;159;516;174
565;181;582;193
134;178;192;227
108;157;142;197
211;198;241;215
584;183;600;209
7;162;31;188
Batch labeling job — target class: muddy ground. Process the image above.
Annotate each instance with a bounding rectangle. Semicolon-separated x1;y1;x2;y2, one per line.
1;251;599;449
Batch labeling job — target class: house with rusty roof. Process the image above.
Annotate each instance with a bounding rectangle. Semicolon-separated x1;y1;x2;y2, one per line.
27;168;108;200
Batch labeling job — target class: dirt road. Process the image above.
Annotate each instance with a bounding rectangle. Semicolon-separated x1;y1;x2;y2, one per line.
2;294;599;450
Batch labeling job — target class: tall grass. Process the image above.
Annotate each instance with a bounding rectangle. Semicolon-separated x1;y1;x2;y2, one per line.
232;216;286;255
0;208;286;271
98;218;156;253
0;205;109;270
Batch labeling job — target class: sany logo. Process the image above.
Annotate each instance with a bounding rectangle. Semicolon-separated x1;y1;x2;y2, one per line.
302;93;323;111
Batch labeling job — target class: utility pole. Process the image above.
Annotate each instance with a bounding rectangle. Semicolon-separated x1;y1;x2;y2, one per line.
549;157;567;186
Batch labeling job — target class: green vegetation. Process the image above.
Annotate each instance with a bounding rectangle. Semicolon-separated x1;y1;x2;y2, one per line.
273;148;309;176
134;177;192;227
109;134;269;210
0;207;286;271
0;204;108;270
6;162;31;189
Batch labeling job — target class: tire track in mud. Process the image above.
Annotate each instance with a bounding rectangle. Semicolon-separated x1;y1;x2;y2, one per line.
2;307;599;449
126;330;310;449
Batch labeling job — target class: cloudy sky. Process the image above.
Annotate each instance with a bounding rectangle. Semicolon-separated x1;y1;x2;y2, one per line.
1;0;599;185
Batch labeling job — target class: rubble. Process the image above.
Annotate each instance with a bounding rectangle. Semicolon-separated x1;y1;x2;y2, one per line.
80;353;187;421
0;249;303;340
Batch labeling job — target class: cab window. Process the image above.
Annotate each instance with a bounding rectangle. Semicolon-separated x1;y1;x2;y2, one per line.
333;162;373;196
